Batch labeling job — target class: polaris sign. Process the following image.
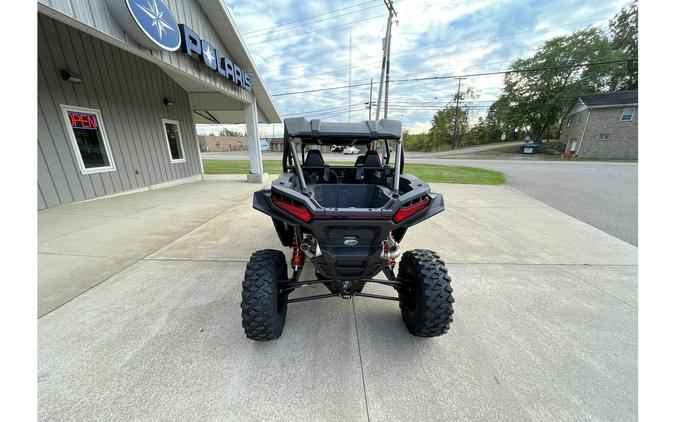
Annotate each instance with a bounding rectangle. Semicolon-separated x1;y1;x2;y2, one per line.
179;25;252;91
106;0;252;91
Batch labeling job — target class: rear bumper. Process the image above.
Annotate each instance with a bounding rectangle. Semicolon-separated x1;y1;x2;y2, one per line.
253;188;444;279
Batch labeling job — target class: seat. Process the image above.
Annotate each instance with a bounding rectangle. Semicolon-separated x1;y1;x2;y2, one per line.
354;155;366;166
303;149;337;183
363;150;381;167
355;151;384;183
305;149;325;166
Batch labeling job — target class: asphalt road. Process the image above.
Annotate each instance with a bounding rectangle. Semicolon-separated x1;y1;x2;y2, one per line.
419;159;638;246
202;152;638;245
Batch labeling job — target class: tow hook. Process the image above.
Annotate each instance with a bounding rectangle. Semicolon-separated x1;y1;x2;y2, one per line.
340;281;353;299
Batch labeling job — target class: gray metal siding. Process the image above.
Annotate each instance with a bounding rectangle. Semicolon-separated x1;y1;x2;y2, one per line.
38;0;253;104
38;14;201;209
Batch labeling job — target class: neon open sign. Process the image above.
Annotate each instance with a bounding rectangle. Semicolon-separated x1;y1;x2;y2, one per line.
68;111;99;130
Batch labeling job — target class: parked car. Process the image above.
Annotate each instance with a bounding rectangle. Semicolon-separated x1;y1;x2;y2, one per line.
343;146;360;155
330;144;344;153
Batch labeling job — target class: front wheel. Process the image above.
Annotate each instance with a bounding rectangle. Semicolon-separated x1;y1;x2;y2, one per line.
397;249;454;337
241;249;288;340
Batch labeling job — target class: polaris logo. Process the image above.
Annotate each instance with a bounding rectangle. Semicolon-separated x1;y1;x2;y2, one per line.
344;238;359;246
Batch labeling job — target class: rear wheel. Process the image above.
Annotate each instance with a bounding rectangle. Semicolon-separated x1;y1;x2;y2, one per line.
397;249;454;337
241;249;288;340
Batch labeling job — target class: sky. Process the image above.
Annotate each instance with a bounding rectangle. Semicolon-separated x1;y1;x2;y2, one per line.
197;0;629;136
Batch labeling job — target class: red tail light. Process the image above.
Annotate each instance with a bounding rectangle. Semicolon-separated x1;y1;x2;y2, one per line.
393;196;430;223
272;195;312;222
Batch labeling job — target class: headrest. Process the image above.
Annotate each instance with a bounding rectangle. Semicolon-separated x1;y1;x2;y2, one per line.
305;149;325;166
363;150;381;167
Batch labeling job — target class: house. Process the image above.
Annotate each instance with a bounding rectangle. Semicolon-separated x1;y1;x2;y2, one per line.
560;90;638;160
198;136;249;152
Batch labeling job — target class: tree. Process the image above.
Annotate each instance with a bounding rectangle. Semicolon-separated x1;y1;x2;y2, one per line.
495;27;619;143
406;4;637;150
428;87;479;149
219;127;244;137
608;1;638;90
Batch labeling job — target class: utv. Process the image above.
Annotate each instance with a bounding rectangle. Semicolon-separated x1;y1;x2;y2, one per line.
242;118;454;340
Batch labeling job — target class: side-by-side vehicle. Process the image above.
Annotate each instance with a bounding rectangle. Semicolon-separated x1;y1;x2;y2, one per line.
241;118;454;340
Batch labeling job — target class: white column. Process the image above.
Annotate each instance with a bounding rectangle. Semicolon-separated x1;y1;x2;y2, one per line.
245;97;267;183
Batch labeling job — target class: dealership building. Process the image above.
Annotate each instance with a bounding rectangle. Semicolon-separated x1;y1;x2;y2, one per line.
37;0;280;209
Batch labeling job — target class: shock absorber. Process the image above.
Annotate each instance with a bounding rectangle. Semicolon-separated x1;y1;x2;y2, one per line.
291;234;305;271
382;233;398;267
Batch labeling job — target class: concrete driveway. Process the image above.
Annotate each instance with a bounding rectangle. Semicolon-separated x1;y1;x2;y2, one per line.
38;179;637;421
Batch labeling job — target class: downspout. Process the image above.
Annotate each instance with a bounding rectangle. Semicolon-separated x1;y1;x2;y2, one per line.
576;108;592;157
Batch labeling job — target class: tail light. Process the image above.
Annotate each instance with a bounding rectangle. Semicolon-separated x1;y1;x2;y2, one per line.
272;195;312;222
393;196;430;223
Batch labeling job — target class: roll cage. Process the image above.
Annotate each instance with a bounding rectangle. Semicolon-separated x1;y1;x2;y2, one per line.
281;118;405;195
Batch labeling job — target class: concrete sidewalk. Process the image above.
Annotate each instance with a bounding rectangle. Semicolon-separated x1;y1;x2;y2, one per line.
38;181;637;421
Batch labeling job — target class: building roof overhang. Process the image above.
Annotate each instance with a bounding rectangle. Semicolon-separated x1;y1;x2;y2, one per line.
197;0;281;124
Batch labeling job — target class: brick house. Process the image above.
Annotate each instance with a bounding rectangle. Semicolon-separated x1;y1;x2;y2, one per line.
560;90;638;160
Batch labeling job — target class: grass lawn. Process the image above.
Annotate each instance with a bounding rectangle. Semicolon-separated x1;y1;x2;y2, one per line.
202;160;505;185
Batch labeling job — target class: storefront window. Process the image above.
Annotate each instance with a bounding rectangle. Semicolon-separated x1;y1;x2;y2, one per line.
163;119;185;163
60;105;116;174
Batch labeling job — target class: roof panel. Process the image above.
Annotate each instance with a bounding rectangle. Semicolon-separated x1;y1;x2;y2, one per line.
580;90;638;107
284;118;402;144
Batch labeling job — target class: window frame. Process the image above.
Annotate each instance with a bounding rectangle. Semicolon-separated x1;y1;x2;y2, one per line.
60;104;117;175
162;119;186;164
620;107;635;121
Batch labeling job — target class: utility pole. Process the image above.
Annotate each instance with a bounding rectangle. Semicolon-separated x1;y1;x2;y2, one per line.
348;31;352;122
375;0;397;120
451;77;465;150
368;78;373;120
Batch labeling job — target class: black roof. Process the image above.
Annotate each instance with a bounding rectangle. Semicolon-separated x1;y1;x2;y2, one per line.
284;118;402;144
580;90;638;107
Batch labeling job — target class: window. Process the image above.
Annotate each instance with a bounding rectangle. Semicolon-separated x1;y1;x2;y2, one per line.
162;119;185;163
620;107;635;121
598;133;610;140
60;105;116;174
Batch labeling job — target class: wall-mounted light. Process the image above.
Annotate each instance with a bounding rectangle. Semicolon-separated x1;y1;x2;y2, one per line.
60;69;82;84
163;98;175;107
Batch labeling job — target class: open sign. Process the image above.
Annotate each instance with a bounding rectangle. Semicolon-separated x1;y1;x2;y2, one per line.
68;112;98;130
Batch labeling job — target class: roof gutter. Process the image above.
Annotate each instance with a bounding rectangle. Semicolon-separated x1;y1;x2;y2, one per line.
583;103;638;109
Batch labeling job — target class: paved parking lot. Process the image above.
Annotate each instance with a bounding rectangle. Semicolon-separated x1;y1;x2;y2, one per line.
38;179;637;421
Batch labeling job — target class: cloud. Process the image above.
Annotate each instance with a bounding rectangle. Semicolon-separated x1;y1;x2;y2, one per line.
224;0;630;133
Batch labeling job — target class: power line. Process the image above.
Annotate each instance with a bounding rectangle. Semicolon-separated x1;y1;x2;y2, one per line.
277;94;589;119
244;2;384;38
255;16;609;74
264;59;519;87
247;0;448;45
241;0;381;36
270;58;637;97
284;104;357;116
248;13;389;45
